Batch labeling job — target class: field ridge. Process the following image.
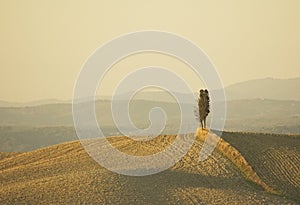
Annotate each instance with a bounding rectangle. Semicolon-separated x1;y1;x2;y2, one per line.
0;132;298;204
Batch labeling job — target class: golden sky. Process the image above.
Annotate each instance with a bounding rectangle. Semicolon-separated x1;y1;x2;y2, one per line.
0;0;299;102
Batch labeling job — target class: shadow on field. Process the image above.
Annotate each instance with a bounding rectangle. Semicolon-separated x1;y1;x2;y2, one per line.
117;169;257;204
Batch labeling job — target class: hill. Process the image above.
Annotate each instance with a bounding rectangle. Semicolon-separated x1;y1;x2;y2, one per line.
0;99;70;108
0;98;299;152
0;98;299;133
225;99;300;134
0;126;77;152
222;132;300;202
1;77;299;106
225;77;300;101
0;132;298;204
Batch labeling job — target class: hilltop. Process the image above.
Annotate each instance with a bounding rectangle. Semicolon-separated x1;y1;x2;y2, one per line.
0;132;299;204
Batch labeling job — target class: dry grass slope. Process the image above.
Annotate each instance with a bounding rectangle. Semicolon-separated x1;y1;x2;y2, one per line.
0;152;19;161
221;132;300;203
195;129;276;194
0;132;297;204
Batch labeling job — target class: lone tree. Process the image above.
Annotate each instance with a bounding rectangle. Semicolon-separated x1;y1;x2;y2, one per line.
197;89;210;129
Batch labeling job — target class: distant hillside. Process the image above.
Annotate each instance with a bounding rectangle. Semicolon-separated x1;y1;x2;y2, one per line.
103;77;300;102
0;133;298;204
2;77;299;106
0;99;70;107
0;100;181;128
225;77;300;101
224;99;300;134
0;99;299;134
0;126;77;152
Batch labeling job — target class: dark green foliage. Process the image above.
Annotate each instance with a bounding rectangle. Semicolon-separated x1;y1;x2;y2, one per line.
197;89;210;129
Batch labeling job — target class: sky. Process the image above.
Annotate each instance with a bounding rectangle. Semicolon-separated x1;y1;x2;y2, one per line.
0;0;299;102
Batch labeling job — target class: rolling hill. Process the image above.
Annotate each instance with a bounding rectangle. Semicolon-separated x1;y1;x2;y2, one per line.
0;98;299;152
0;98;299;131
225;77;300;101
0;126;77;152
1;77;299;107
0;132;299;204
222;132;300;202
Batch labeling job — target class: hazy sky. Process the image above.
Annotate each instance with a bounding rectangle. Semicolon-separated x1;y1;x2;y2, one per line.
0;0;299;102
